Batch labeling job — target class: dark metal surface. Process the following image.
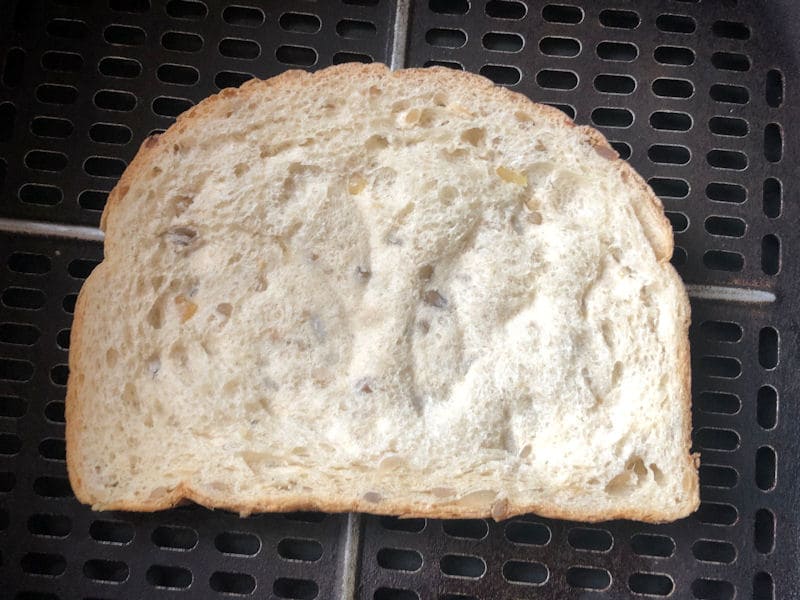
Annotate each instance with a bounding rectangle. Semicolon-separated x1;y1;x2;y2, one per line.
1;1;798;599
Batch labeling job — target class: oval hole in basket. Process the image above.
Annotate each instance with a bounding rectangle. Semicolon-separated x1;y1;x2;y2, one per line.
710;83;749;104
503;559;548;585
215;531;260;556
1;357;34;381
539;36;578;57
542;4;583;24
481;64;521;85
41;50;83;72
486;0;526;19
505;520;551;545
709;116;748;137
278;537;323;561
754;508;775;553
276;45;317;67
630;533;675;557
654;45;694;66
147;564;192;589
38;437;65;460
104;23;145;45
539;69;578;90
440;554;486;578
599;9;638;28
442;519;489;540
693;427;740;451
592;107;633;127
162;31;203;52
25;149;67;171
629;572;674;596
695;502;738;525
653;77;693;98
753;572;774;599
766;70;783;107
763;178;781;217
223;5;264;27
702;250;744;272
337;19;377;40
31;115;73;138
377;547;423;572
699;320;743;342
151;524;198;550
273;577;319;599
566;566;611;590
704;216;745;238
650;111;692;131
166;0;207;19
692;539;737;564
430;0;468;14
426;27;467;48
761;234;781;275
49;18;89;39
0;394;27;417
3;286;45;309
90;519;134;544
696;391;740;415
596;41;637;62
0;322;40;345
757;385;778;430
83;558;129;582
756;446;777;490
0;433;20;455
568;527;613;551
210;571;256;594
699;464;738;488
656;14;695;33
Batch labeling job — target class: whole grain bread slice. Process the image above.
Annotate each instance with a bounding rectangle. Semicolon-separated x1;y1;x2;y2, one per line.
67;63;699;522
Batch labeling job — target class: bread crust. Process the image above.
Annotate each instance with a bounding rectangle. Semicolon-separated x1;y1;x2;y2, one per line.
66;63;698;522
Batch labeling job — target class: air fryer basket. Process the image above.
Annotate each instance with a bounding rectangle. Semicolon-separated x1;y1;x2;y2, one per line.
0;1;797;598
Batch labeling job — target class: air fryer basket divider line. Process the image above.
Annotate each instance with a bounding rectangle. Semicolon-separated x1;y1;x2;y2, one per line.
390;0;412;70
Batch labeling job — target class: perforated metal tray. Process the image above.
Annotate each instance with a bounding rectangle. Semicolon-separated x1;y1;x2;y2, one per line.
1;1;798;599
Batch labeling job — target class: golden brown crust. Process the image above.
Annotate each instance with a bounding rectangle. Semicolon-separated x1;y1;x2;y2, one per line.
67;62;697;522
66;262;103;506
667;265;701;514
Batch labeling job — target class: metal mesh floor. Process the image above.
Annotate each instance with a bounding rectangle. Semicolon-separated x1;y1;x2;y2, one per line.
1;1;798;599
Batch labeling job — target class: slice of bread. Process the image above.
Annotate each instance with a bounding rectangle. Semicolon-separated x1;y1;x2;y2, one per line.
67;63;699;522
